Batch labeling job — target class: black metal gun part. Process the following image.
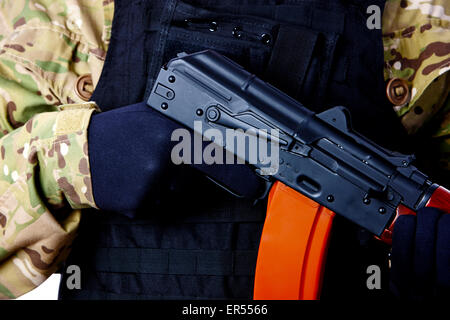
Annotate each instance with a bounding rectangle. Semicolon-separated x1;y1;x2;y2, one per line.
147;50;437;236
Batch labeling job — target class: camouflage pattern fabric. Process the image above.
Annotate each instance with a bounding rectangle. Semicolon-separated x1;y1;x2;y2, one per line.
0;0;113;298
383;0;450;173
0;104;97;298
0;0;448;299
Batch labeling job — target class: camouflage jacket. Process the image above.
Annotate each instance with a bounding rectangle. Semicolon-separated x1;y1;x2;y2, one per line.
383;0;450;172
0;0;448;299
0;0;113;298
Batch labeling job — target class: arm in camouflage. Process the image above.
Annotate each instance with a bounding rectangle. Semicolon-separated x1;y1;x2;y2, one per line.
0;0;113;299
383;0;450;173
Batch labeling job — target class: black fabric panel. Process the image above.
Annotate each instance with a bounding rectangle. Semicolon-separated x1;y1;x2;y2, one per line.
94;221;265;250
90;0;154;110
60;274;255;299
265;25;318;98
92;248;257;276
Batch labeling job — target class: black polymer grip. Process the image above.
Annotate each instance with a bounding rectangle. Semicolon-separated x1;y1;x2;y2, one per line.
147;50;437;236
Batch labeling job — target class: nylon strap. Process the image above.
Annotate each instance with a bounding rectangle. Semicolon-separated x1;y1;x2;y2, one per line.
93;248;257;276
265;25;318;98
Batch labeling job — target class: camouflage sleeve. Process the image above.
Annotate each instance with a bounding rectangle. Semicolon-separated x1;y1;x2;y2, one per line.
0;104;98;299
0;0;114;298
383;0;450;174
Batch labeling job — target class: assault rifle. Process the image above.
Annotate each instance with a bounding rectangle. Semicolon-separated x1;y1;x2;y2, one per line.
147;50;450;299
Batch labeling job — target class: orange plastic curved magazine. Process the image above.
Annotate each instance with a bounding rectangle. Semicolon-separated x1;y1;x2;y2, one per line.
254;183;449;300
254;181;335;300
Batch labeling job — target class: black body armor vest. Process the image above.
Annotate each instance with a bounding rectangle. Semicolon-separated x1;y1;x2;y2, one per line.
59;0;406;300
